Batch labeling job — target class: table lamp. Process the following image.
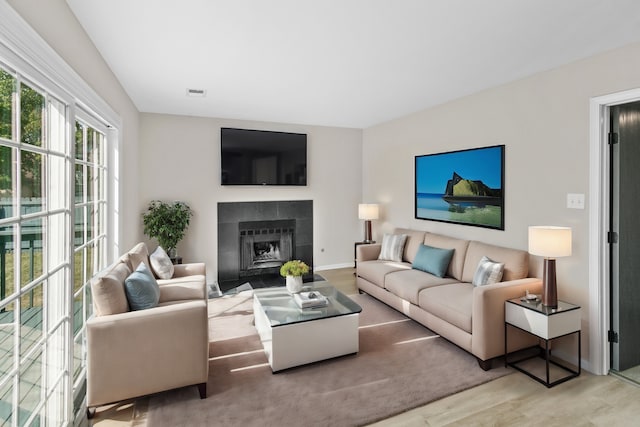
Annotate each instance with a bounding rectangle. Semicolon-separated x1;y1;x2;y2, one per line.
528;226;572;308
358;204;379;243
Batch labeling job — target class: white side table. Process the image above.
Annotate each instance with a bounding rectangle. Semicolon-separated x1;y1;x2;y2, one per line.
504;298;581;387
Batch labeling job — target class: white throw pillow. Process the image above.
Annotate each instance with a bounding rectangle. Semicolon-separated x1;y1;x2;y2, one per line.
378;234;408;262
472;256;505;286
149;246;174;280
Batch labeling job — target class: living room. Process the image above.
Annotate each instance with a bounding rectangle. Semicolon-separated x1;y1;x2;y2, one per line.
3;0;640;426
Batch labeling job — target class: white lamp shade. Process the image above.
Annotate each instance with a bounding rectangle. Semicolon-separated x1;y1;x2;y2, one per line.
358;204;379;220
528;226;572;258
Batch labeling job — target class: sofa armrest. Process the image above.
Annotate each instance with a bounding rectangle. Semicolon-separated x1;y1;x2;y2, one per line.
87;300;209;407
356;243;382;262
471;278;542;361
173;262;206;278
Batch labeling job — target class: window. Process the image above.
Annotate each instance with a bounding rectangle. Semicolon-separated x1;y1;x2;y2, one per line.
0;63;112;427
0;4;121;424
72;118;107;402
0;65;70;426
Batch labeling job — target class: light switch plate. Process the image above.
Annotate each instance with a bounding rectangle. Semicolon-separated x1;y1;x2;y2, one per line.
567;193;585;209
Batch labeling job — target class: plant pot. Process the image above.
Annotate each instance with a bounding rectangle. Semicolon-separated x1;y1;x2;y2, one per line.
167;247;177;258
286;275;303;294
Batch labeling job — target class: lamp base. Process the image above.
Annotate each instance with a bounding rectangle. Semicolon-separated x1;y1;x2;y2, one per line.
542;258;558;308
363;220;373;243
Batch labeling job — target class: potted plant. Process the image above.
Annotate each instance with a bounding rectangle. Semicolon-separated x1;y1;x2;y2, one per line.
142;200;193;258
280;260;310;294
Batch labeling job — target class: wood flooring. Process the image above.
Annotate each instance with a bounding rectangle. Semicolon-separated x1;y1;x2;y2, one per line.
90;268;640;426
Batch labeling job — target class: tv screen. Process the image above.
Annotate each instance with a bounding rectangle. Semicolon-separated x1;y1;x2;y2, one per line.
221;128;307;186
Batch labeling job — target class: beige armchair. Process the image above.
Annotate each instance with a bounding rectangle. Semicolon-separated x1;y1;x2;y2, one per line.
86;243;209;416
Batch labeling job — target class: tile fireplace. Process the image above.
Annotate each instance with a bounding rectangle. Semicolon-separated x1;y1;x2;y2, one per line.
217;200;312;290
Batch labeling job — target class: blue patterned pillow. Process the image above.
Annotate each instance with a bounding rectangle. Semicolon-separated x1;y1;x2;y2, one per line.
472;256;505;286
412;244;454;278
124;262;160;310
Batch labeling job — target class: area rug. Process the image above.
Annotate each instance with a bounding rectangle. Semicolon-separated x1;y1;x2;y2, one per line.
147;291;510;427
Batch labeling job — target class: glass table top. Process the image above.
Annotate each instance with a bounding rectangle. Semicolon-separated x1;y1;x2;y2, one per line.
507;297;580;316
253;281;362;327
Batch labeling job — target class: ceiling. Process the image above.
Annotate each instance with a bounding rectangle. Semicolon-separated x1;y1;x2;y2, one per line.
66;0;640;129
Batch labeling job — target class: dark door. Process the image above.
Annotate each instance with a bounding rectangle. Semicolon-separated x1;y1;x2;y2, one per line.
611;101;640;372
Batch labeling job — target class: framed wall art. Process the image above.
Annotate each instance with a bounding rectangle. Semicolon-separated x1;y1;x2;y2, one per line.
414;145;505;230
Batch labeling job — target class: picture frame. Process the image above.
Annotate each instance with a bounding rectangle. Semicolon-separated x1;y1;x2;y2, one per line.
414;145;505;230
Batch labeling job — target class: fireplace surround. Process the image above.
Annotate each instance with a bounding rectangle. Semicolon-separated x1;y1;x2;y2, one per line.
218;200;313;290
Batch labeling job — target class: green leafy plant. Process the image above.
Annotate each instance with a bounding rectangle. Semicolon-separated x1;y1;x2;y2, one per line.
142;200;193;252
279;260;310;277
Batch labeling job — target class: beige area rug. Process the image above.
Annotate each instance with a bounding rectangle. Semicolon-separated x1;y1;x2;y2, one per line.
147;291;510;427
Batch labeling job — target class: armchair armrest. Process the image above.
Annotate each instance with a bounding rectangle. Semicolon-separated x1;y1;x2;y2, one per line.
356;243;381;262
173;262;206;277
87;300;209;407
471;278;542;360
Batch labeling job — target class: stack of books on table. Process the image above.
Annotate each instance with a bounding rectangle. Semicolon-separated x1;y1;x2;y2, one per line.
294;291;329;309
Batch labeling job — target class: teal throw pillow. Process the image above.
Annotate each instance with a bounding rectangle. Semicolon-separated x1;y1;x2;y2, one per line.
124;262;160;311
412;244;454;278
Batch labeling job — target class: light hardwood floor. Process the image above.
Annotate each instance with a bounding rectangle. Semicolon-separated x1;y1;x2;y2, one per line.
90;268;640;426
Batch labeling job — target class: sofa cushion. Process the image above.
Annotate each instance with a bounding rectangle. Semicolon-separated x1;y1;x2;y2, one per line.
357;260;411;288
91;262;131;316
472;256;505;286
157;278;206;302
419;283;474;334
462;241;529;283
385;269;457;305
423;232;470;280
121;242;151;273
394;228;426;263
412;244;454;278
124;263;161;310
150;246;174;280
378;233;407;262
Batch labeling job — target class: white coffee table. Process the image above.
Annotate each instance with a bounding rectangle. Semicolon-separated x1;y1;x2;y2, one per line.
253;282;362;372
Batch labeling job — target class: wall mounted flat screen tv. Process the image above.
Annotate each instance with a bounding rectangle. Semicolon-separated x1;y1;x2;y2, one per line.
221;128;307;186
415;145;505;230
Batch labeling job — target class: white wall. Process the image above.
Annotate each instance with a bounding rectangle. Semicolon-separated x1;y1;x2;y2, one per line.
363;41;640;369
139;113;363;282
8;0;142;251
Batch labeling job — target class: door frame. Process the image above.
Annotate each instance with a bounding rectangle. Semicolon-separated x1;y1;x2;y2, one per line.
589;87;640;375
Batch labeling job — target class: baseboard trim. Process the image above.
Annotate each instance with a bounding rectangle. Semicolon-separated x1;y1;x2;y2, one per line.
315;263;353;271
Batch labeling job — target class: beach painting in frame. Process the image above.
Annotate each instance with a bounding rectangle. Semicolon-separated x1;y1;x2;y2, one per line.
415;145;505;230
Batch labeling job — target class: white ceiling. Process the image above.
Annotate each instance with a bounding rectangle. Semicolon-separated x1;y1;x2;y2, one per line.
66;0;640;129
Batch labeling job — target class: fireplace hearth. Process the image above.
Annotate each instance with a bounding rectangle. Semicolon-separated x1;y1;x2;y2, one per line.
218;200;312;291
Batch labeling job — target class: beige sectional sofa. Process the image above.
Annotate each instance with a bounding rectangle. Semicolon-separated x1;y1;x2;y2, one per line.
356;228;542;369
86;242;209;413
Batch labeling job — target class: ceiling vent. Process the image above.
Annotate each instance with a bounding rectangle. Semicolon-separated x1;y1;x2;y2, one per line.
186;88;206;97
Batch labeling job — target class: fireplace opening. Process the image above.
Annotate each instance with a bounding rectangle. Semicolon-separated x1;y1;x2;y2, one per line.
239;219;295;277
253;241;281;264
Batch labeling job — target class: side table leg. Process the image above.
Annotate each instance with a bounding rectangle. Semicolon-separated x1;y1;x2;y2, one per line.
504;323;508;367
545;339;550;386
578;331;582;374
